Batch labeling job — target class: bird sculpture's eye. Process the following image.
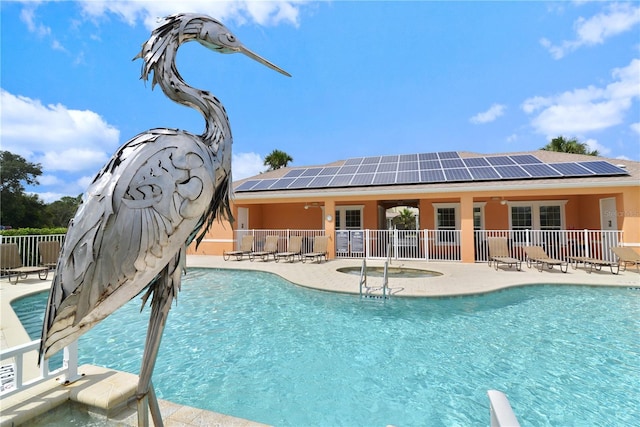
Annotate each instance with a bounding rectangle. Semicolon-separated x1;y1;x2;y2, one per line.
226;34;235;43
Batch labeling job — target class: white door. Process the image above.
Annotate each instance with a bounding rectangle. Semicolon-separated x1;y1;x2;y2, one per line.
237;207;249;230
599;197;618;259
599;198;617;231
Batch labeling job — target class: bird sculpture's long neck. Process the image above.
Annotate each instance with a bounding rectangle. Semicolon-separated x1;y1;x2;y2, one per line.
144;25;232;149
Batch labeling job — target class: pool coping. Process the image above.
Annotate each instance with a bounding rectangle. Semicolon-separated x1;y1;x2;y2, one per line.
1;256;637;426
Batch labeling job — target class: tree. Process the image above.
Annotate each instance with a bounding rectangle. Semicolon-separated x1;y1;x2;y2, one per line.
47;195;82;227
0;151;48;227
541;136;599;156
264;149;293;170
392;208;417;230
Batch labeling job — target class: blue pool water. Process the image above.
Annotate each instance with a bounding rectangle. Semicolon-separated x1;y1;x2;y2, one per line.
12;269;640;426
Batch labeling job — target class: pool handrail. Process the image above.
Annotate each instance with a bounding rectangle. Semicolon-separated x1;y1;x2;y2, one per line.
488;389;520;427
0;339;81;398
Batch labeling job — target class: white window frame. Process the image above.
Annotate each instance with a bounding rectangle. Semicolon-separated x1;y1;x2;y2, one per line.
432;202;487;244
335;205;364;230
506;200;568;230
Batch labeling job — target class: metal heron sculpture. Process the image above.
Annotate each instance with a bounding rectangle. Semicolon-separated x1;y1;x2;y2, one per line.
39;13;289;426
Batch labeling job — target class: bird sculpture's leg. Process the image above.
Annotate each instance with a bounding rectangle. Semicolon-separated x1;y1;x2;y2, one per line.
136;252;182;427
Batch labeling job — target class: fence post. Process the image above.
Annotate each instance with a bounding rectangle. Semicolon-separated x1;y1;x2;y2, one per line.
583;229;590;258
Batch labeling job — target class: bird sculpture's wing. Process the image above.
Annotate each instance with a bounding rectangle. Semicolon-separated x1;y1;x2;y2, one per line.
40;129;220;359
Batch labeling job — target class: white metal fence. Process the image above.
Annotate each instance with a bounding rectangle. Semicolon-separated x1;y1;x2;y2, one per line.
233;229;626;263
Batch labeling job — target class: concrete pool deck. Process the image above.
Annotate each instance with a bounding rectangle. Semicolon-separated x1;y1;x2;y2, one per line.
1;256;638;425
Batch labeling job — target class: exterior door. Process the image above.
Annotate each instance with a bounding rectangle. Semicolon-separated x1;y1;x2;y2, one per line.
599;197;618;259
237;207;249;230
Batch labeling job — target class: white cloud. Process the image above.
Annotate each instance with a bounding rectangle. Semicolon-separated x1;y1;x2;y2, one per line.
541;3;640;59
0;89;120;173
522;58;640;135
631;122;640;134
20;6;51;37
470;104;506;124
77;0;305;30
583;138;611;156
232;152;265;180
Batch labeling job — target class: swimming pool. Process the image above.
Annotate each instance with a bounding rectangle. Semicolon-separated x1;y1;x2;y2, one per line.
13;269;640;426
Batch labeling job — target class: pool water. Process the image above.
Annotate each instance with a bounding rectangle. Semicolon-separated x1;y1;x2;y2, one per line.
13;269;640;426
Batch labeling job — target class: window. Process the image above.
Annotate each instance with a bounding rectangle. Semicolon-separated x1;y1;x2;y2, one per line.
334;206;363;230
508;201;567;234
540;205;561;230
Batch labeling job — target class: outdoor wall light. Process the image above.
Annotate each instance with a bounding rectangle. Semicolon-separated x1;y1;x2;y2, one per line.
326;215;333;222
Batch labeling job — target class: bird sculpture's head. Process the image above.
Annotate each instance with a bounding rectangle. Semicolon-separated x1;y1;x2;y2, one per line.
191;15;291;77
137;13;290;85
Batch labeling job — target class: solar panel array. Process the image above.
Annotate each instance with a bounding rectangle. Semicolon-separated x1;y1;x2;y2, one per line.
235;152;628;193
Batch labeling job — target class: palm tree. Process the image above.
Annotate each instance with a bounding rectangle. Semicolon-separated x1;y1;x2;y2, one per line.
541;136;599;156
264;149;293;170
393;208;416;230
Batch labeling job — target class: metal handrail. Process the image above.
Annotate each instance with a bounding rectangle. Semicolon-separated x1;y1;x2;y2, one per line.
359;258;367;297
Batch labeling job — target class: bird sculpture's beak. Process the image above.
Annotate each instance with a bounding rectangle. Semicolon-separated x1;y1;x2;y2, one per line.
239;46;291;77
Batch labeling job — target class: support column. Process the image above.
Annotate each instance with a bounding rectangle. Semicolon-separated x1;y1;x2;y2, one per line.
460;195;475;263
324;200;336;259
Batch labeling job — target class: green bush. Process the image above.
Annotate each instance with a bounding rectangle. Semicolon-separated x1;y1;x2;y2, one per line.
0;227;67;236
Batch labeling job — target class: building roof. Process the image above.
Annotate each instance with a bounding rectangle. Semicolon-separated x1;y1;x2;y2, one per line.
233;150;639;199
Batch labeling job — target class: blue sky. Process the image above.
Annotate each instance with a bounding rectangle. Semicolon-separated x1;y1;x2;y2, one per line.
1;1;639;203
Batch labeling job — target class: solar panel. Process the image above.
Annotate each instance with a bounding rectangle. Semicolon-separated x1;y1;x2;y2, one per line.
380;155;399;163
252;179;279;190
398;161;418;171
400;154;418;162
289;177;315;188
301;168;322;177
463;157;490;167
420;169;446;182
362;156;381;164
420;160;441;170
350;173;374;186
441;158;465;168
378;162;397;172
344;158;363;166
357;164;378;173
521;164;561;178
268;178;296;189
444;168;472;181
469;167;500;180
234;151;629;193
548;162;593;176
373;172;396;185
284;169;305;178
338;165;359;174
419;152;439;161
309;175;334;187
510;155;542;164
578;161;628;175
329;174;353;186
494;165;529;178
318;167;340;175
396;170;420;183
487;156;516;166
235;180;260;191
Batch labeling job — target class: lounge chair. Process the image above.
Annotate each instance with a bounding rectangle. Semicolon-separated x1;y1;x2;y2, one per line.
38;240;61;270
223;235;254;261
275;235;303;263
567;255;619;274
302;236;328;263
487;237;521;271
523;245;568;273
250;235;279;262
611;246;640;272
0;243;50;284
